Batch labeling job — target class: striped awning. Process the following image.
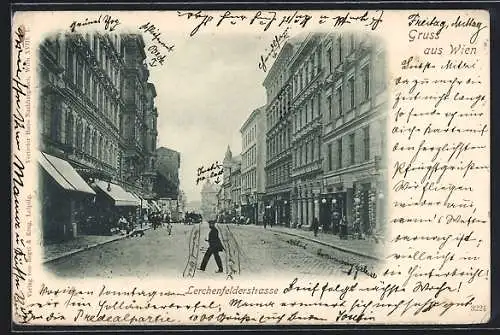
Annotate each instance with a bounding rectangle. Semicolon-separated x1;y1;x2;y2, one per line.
38;152;95;195
148;200;162;212
94;180;140;207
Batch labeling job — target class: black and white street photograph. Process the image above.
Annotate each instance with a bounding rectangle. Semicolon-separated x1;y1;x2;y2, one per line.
38;29;388;279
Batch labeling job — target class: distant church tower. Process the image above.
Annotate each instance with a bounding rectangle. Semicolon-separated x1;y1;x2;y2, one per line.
200;180;219;221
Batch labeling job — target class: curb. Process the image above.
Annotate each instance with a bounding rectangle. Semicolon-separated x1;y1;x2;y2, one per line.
268;228;383;261
42;226;153;264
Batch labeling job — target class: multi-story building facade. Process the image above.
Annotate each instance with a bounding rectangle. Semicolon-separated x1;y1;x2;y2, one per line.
38;32;159;241
260;31;387;237
289;33;325;229
219;145;242;219
230;156;242;217
220;146;233;216
154;146;181;219
120;35;158;199
320;32;387;237
154;146;180;199
262;38;303;227
240;106;266;224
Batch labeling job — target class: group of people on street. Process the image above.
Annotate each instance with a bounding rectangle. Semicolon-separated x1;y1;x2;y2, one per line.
148;212;171;231
116;211;173;235
118;213;136;235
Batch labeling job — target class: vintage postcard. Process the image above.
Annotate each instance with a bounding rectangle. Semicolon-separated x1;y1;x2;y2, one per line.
11;9;490;326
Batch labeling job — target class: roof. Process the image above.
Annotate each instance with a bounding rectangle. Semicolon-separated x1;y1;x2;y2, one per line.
262;34;307;87
240;105;266;133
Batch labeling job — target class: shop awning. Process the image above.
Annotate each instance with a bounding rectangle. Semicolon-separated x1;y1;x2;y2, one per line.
135;195;148;209
148;200;161;212
94;180;140;207
38;152;95;195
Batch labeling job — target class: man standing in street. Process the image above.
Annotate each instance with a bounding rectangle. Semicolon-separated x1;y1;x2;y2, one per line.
199;220;224;273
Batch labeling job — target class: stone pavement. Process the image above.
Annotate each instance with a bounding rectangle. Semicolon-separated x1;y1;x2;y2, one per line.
268;225;385;260
43;223;152;263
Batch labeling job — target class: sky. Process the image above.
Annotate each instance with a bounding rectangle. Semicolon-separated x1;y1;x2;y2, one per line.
148;33;269;203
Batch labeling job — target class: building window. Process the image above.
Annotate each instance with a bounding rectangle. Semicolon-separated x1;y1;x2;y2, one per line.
316;93;321;118
42;95;52;136
327;47;332;73
337;35;342;63
85;127;91;154
327;95;332;120
361;64;370;102
50;104;62;143
84;69;91;97
311;139;315;161
93;34;98;55
77;57;84;89
349;133;355;165
317;136;321;159
348;77;355;111
349;34;355;53
308;58;313;81
53;38;60;63
336;86;343;117
75;120;83;151
328;143;332;171
337;138;343;168
316;49;322;72
310;99;314;120
363;126;370;161
66;48;74;83
65;112;74;146
98;136;103;161
92;133;98;157
305;142;309;163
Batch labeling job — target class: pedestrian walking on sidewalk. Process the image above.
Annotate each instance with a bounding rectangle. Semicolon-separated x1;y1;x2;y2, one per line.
199;221;224;273
312;217;319;237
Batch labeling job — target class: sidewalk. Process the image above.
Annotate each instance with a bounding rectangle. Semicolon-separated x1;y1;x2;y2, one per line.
43;224;152;263
268;225;385;261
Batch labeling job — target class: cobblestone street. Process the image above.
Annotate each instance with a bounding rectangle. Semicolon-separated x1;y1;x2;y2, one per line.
45;223;381;279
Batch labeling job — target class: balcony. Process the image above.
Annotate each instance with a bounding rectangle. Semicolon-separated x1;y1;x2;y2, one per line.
67;149;116;177
323;64;344;87
292;116;322;144
266;149;291;167
291;74;323;108
291;159;322;178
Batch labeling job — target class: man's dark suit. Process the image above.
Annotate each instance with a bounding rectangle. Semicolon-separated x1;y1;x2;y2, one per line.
200;226;224;272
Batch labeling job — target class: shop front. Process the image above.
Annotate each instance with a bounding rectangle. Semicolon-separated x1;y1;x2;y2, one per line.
86;179;141;235
322;162;386;239
39;151;96;243
318;191;347;235
263;191;290;226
